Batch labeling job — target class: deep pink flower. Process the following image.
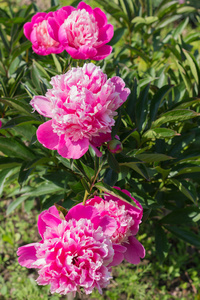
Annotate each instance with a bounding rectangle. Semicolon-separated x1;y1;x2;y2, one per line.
85;187;145;266
24;12;64;55
48;2;114;60
17;205;116;295
30;63;130;159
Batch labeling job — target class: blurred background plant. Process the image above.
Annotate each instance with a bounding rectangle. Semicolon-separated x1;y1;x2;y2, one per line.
0;0;200;299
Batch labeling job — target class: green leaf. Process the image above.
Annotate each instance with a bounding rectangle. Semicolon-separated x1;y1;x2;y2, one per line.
183;50;199;84
173;17;189;39
143;128;179;139
24;182;64;197
108;152;120;173
157;1;178;19
6;195;30;215
11;41;31;62
160;207;200;224
122;163;150;179
152;109;200;128
175;166;200;176
109;27;127;46
149;85;173;125
0;97;33;115
165;225;200;248
174;99;200;109
18;162;33;187
155;225;169;263
0;169;14;197
157;15;181;29
95;182;140;209
52;54;62;73
0;157;22;169
136;83;150;132
135;153;174;163
2;116;41;129
79;161;95;179
0;137;36;160
0;25;10;52
169;179;196;203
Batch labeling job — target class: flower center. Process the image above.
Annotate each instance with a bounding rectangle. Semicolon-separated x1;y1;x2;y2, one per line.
35;20;59;48
64;9;99;48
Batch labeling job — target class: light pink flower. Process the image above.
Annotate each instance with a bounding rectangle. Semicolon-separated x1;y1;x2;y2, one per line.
85;187;145;266
17;205;116;295
48;2;114;60
24;12;64;55
30;63;130;159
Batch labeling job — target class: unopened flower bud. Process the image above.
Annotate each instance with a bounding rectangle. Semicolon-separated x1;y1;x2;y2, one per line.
108;139;123;154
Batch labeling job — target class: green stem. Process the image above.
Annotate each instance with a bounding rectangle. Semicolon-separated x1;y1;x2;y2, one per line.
82;190;89;206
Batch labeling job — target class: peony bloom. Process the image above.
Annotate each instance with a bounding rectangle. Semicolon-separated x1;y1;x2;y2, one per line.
30;63;130;159
17;205;116;295
48;2;114;60
24;12;64;55
85;187;145;266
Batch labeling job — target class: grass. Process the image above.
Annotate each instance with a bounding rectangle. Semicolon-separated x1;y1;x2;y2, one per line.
0;200;200;300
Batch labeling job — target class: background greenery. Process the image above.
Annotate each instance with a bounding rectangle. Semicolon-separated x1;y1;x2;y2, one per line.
0;0;200;299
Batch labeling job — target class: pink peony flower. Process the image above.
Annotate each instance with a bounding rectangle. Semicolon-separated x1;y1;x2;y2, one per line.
30;63;130;159
85;187;145;266
48;2;114;60
24;12;64;55
17;205;116;295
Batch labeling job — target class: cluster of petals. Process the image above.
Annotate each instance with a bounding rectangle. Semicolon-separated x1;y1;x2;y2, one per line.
17;188;145;295
85;187;145;266
24;2;114;59
30;63;130;159
24;12;64;55
17;205;116;295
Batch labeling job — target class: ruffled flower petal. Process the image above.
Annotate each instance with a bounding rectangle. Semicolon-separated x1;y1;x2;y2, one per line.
37;120;59;150
123;236;146;265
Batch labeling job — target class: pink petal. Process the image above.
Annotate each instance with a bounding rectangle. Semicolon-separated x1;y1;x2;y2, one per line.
93;7;107;27
89;143;102;157
61;6;76;24
79;45;97;59
108;244;126;266
91;132;112;147
47;18;60;41
31;12;47;24
110;77;131;105
97;24;114;46
38;208;62;238
93;45;113;61
17;243;38;268
123;236;145;264
77;1;93;14
65;204;99;222
37;120;59;150
57;136;89;159
23;22;33;40
109;251;124;266
96;215;117;236
30;96;53;117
